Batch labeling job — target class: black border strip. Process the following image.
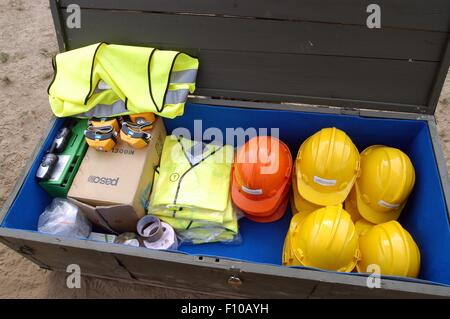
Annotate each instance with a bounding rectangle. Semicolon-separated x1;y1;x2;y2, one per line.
46;56;58;95
161;52;182;108
148;52;197;113
84;42;107;105
147;48;160;111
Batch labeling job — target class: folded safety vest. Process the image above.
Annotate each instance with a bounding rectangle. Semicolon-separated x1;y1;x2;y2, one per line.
151;198;234;225
148;136;238;244
48;43;199;119
157;197;239;233
150;135;234;213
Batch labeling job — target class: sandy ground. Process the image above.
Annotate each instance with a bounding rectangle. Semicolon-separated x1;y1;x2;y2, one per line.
0;0;449;298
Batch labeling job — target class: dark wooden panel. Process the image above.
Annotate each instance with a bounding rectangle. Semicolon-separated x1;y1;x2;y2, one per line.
0;234;445;298
194;50;437;108
428;34;450;109
112;253;316;298
49;0;66;52
62;9;447;61
59;0;450;32
59;8;441;113
0;236;134;280
113;253;441;298
52;1;450;114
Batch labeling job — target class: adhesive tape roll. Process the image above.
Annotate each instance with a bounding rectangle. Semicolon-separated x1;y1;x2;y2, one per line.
143;222;178;250
137;215;163;242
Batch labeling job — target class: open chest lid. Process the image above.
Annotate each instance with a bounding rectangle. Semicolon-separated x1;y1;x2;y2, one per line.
51;0;450;115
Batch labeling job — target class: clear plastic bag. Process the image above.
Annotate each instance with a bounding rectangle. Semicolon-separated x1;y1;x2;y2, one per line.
38;198;91;239
156;203;243;245
176;227;242;245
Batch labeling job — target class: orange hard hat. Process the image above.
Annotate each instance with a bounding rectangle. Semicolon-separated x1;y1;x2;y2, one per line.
243;179;291;223
231;136;293;218
245;197;289;223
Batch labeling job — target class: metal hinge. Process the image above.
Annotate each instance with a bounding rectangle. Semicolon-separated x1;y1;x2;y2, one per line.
18;245;34;256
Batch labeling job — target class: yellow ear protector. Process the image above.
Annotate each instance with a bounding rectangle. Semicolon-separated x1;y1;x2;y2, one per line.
120;122;153;149
85;113;156;151
128;112;156;127
84;117;120;152
84;124;118;152
87;117;120;132
119;112;155;149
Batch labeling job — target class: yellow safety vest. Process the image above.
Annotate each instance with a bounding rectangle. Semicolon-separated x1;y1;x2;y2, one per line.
156;198;239;233
48;43;199;119
148;165;239;244
149;135;234;213
149;169;233;224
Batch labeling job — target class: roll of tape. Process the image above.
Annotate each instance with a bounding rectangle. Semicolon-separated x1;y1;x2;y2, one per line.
143;222;178;250
114;232;142;247
137;215;163;242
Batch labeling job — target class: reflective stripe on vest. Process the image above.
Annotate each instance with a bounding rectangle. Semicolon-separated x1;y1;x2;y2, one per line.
48;43;199;119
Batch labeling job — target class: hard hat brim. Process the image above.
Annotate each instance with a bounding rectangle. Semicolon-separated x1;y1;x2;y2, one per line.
231;172;290;216
292;173;322;215
290;194;312;227
291;245;359;273
355;183;404;224
244;194;289;223
343;188;363;223
296;173;354;206
283;231;304;266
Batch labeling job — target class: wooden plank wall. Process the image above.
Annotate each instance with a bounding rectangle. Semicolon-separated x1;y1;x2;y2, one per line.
55;1;450;114
0;235;437;298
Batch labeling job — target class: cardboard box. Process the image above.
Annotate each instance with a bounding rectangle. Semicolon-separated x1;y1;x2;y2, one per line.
68;118;166;233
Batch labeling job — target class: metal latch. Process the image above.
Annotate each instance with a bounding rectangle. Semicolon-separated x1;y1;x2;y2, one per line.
227;266;243;288
227;275;243;287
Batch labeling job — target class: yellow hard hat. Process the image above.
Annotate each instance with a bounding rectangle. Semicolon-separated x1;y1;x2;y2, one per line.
355;146;415;224
290;205;360;272
291;170;322;217
295;128;360;206
283;212;309;266
357;221;421;278
289;194;310;228
354;219;375;236
282;232;302;266
282;233;292;266
344;186;363;222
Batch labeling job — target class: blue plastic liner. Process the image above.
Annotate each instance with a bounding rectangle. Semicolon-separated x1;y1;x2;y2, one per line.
2;102;449;285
